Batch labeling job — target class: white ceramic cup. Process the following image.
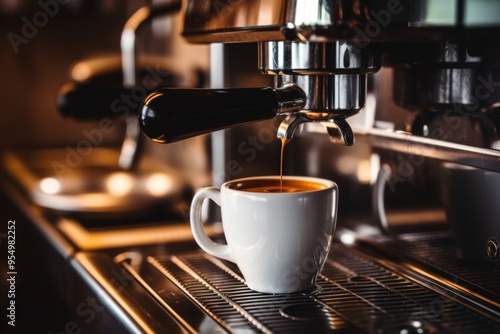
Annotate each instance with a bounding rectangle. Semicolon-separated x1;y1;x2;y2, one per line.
190;175;338;294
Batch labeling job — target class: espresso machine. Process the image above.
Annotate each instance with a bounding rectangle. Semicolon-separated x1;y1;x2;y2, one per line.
2;0;500;333
139;0;500;256
132;0;500;332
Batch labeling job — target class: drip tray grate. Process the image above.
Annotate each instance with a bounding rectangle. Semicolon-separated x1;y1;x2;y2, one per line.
144;243;500;333
361;233;500;297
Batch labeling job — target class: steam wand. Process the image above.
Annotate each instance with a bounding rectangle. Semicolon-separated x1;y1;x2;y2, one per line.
119;1;181;170
56;2;182;169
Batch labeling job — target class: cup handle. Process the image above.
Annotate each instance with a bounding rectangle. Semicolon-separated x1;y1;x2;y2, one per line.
190;187;234;262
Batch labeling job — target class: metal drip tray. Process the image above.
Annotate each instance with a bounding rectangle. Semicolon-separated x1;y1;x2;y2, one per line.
356;232;500;314
128;241;500;333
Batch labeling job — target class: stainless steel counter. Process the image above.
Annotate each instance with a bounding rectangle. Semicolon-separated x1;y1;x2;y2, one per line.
2;149;500;333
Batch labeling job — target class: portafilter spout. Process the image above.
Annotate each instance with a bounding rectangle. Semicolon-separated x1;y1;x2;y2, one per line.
277;114;354;146
260;41;379;146
275;71;362;146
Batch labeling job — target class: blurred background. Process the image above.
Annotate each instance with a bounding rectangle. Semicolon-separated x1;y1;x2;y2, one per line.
1;1;500;333
1;0;127;152
0;1;210;332
0;0;208;154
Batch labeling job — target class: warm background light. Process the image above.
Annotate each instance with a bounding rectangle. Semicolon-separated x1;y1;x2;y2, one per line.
146;173;172;197
106;172;134;196
40;177;61;194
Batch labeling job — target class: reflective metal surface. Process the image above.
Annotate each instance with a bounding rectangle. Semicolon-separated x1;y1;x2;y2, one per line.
107;233;500;333
279;74;366;116
3;149;191;218
258;40;378;144
138;1;500;148
182;0;500;43
259;42;379;75
391;42;500;115
275;73;363;145
357;232;500;314
119;2;181;170
70;252;189;333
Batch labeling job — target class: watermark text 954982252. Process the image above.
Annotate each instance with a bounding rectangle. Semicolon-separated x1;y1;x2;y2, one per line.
5;220;16;328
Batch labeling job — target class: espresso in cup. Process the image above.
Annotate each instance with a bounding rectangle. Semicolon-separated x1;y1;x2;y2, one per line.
228;178;328;193
190;175;338;294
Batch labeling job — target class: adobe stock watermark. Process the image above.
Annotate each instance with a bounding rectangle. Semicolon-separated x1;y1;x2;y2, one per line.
211;117;282;187
49;258;137;333
177;117;283;222
407;296;446;331
7;0;70;54
249;233;333;320
387;72;500;192
352;0;404;52
48;296;104;334
211;0;403;50
51;65;171;179
212;0;245;17
281;232;332;292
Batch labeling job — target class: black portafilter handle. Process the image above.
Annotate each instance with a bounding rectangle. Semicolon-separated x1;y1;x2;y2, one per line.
56;67;183;120
57;82;131;120
139;85;306;143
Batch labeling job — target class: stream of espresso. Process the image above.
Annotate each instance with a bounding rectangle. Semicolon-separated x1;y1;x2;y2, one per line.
279;137;289;192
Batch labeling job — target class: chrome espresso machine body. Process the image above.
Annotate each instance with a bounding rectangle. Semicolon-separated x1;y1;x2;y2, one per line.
134;1;500;331
140;0;500;258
